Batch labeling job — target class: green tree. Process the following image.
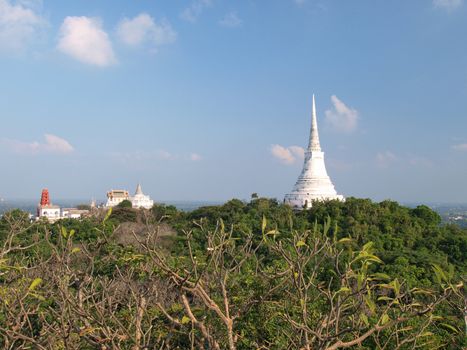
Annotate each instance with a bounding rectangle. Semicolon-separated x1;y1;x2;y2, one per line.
117;199;132;209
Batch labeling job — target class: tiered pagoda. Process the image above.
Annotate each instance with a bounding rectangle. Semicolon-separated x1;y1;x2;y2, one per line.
284;95;344;209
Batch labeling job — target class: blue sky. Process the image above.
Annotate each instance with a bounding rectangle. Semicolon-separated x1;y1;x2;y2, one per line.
1;0;467;203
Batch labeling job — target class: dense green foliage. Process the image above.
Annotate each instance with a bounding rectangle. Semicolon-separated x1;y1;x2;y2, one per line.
0;198;465;349
167;198;466;287
117;199;133;209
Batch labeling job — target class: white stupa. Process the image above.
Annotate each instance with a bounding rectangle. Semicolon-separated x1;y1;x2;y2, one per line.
131;183;154;209
284;95;344;209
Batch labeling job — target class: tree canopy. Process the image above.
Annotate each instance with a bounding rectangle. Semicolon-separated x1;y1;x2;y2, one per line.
0;198;465;349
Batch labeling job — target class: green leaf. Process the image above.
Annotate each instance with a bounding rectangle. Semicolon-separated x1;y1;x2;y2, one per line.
377;296;393;302
380;313;390;325
360;313;369;326
357;272;365;290
71;247;81;254
104;207;112;223
362;241;374;252
411;288;433;295
296;240;306;247
29;292;45;301
323;216;331;235
432;264;448;284
431;315;444;321
354;251;383;265
29;278;42;291
439;323;459;334
261;215;267;234
181;316;191;324
338;237;352;244
337;287;351;293
372;273;391;281
391;279;401;295
364;295;376;314
398;326;413;332
419;332;433;337
61;227;67;239
366;254;384;264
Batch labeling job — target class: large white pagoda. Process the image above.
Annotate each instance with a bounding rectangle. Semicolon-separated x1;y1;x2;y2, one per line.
131;183;154;209
284;95;344;209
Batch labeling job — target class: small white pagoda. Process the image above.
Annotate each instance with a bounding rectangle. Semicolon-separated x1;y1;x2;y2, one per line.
131;183;154;209
284;95;344;209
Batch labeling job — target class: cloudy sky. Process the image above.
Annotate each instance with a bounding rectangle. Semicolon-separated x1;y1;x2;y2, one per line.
1;0;466;203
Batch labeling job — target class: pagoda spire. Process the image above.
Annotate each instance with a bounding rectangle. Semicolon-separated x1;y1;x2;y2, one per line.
40;189;51;206
135;183;143;195
308;94;321;152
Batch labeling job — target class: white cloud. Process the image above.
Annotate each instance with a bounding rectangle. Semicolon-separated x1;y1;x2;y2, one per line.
271;144;304;165
433;0;463;11
408;156;433;168
375;152;432;168
376;151;397;168
271;145;294;164
219;11;242;28
3;134;74;154
325;95;359;133
42;134;74;153
190;153;202;161
0;0;46;52
109;150;173;164
110;150;201;163
116;13;176;50
57;16;116;67
180;0;211;22
289;145;305;159
452;143;467;151
157;150;176;160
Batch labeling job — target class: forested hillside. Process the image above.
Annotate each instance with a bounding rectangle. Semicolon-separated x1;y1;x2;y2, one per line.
0;198;465;349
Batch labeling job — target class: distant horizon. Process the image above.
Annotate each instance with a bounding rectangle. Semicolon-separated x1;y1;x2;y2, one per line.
2;196;467;207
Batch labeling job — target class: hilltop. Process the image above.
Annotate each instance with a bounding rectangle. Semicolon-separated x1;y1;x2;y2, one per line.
0;198;465;349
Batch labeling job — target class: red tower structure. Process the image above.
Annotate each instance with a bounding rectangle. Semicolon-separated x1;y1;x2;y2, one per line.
37;188;51;217
40;189;51;206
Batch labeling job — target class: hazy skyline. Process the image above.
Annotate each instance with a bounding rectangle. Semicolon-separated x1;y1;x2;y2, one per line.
1;0;467;203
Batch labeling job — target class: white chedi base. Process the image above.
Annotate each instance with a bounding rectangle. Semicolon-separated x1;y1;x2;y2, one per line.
284;151;344;209
132;194;154;209
284;192;344;209
131;184;154;209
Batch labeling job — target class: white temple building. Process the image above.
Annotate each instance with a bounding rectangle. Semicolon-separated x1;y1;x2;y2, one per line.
131;183;154;209
106;190;130;207
37;205;61;222
36;189;61;222
36;188;89;222
105;184;154;209
61;208;90;219
284;95;344;209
